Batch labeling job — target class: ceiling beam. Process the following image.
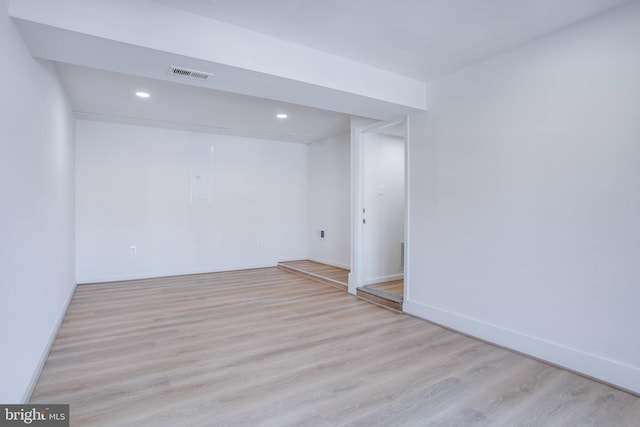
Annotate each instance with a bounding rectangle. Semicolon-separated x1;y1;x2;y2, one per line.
9;0;427;120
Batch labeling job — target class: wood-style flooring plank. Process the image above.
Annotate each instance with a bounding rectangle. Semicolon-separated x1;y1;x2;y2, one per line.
31;267;640;426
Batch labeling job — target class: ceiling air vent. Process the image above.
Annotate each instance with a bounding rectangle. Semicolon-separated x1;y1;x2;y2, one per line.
169;66;212;81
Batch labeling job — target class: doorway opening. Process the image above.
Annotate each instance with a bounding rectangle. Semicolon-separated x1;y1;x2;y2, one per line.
350;118;408;311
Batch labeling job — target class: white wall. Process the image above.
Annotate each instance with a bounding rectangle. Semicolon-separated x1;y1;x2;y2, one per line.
363;133;405;284
0;0;76;403
406;2;640;393
76;120;309;283
308;133;351;268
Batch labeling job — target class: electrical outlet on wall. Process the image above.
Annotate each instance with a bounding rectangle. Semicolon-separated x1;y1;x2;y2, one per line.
318;230;326;240
130;246;137;255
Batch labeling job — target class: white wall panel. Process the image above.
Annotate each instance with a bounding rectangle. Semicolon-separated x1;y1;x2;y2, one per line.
76;120;309;283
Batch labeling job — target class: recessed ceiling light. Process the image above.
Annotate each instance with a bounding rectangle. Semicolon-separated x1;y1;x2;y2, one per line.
136;91;150;98
276;113;288;119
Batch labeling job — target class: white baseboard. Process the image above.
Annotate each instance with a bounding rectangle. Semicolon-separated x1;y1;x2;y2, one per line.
307;257;350;270
22;281;78;403
77;263;277;284
403;299;640;395
363;273;403;285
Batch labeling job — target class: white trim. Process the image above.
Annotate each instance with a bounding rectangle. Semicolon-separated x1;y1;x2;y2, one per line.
403;299;640;395
307;257;350;270
21;281;77;403
277;257;308;263
363;273;404;286
349;122;363;294
351;116;408;295
403;116;411;303
77;263;278;284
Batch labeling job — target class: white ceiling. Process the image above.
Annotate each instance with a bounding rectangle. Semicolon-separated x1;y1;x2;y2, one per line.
56;63;352;144
46;0;633;143
153;0;632;80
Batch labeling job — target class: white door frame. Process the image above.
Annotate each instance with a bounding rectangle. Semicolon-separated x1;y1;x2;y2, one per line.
349;117;409;298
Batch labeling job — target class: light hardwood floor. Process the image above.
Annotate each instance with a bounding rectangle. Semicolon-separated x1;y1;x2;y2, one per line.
32;268;640;426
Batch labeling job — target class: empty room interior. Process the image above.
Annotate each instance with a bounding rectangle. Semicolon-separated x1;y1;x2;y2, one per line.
1;0;640;425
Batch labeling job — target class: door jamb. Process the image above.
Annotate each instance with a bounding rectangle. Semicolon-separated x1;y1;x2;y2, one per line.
349;117;409;297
